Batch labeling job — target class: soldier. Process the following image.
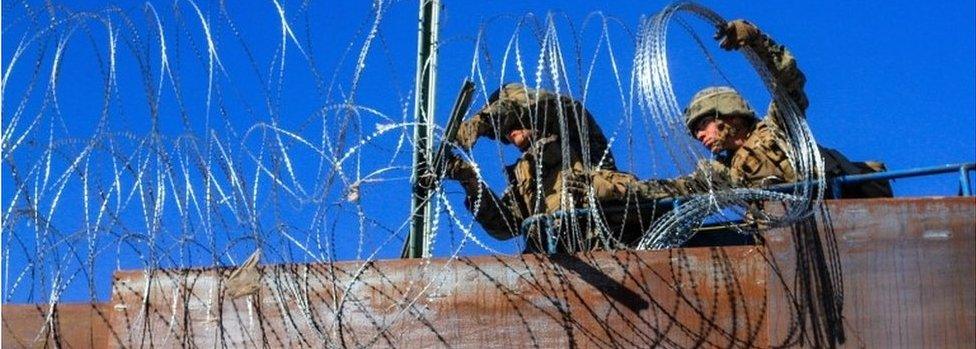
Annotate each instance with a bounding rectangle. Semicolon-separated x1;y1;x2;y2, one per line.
627;19;892;200
443;83;641;253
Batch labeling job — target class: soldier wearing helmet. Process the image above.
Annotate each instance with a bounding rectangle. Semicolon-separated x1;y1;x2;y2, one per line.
443;83;642;252
627;19;892;199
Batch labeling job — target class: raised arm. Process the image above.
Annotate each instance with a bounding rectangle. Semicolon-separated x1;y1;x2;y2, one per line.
717;20;809;122
454;84;536;151
454;112;498;151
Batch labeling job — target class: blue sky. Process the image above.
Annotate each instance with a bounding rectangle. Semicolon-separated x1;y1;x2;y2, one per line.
2;1;974;302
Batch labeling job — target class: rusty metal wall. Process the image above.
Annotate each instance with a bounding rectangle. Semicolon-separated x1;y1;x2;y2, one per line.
764;197;976;348
3;197;974;348
107;247;767;348
1;303;112;348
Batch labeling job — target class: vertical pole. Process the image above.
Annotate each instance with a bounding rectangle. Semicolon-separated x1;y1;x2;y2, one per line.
831;179;843;199
545;217;557;254
960;166;972;196
405;0;440;258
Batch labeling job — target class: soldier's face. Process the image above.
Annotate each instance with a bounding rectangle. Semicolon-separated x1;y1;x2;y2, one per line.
694;116;742;153
694;117;722;153
507;129;534;151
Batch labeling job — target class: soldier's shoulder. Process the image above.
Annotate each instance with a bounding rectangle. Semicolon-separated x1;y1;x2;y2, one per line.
753;118;780;133
745;119;785;146
733;120;790;167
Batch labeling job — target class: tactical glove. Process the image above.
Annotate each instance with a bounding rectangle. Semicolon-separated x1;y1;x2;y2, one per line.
563;172;591;199
715;19;759;51
454;115;493;151
563;171;628;202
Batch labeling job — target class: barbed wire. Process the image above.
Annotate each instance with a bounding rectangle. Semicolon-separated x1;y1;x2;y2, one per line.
2;1;831;346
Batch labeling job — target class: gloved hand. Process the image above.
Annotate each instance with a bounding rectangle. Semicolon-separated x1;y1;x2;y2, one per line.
454;116;491;151
563;172;592;199
715;19;759;51
562;171;629;202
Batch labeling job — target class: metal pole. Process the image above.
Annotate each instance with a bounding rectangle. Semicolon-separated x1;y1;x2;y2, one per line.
831;179;843;199
405;0;440;258
960;165;972;196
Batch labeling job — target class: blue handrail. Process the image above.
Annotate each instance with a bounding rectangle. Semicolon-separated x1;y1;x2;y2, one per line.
829;163;975;198
521;162;975;248
962;166;973;196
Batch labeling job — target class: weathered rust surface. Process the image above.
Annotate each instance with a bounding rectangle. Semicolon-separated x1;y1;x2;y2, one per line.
2;303;112;348
107;247;768;348
764;196;976;347
7;196;974;348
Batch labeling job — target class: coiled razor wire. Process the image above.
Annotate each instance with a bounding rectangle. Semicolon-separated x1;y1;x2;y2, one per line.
461;11;640;253
2;1;839;346
1;0;649;331
631;2;827;249
636;189;806;249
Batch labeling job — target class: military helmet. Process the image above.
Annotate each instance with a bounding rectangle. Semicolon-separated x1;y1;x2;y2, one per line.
483;83;552;111
683;86;756;134
478;83;559;139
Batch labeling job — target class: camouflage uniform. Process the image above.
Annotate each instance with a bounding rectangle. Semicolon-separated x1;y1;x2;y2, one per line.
631;21;891;199
449;84;638;252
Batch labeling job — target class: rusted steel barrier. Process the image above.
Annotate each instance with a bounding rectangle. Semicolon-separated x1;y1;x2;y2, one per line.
106;247;767;348
3;197;973;347
1;303;113;348
764;197;976;347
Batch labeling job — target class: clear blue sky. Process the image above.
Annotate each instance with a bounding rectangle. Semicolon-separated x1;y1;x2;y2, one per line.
2;1;974;302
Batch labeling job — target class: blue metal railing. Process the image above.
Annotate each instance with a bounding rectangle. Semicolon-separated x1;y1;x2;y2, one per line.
829;163;975;197
522;162;975;252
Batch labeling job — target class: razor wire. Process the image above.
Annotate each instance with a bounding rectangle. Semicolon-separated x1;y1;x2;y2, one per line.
630;2;827;249
0;0;638;321
2;0;831;346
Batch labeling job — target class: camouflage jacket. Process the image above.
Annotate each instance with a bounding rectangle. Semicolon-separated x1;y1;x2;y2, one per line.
455;87;624;251
722;30;805;187
633;30;890;198
716;33;889;196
